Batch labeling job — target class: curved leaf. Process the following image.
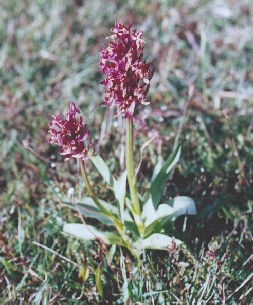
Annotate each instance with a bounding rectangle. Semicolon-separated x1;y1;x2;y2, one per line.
142;197;156;224
63;223;125;246
149;145;181;208
143;203;175;237
62;196;118;225
71;197;118;215
135;233;182;251
166;196;197;218
79;265;89;282
63;201;113;225
142;196;197;238
150;155;164;182
95;266;103;297
90;155;115;187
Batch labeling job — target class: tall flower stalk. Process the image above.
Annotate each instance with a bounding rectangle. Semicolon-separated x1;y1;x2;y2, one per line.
125;118;144;235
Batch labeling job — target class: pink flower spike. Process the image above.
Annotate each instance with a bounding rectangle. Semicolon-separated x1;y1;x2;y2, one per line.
48;102;95;161
99;22;153;118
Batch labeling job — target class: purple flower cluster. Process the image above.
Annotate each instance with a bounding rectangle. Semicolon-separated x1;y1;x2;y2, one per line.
99;22;153;118
48;102;94;161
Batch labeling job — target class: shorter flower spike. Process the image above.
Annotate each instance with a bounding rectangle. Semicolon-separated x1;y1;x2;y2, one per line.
99;22;153;118
49;102;94;161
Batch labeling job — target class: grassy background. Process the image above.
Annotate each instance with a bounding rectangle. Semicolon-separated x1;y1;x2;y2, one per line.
0;0;253;304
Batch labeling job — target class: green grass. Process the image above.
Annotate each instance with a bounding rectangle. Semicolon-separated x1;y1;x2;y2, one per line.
1;0;253;304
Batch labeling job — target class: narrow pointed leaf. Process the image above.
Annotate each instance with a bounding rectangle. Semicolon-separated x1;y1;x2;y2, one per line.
62;196;118;225
95;266;103;297
135;233;182;251
62;201;113;225
150;145;181;208
90;155;115;187
79;265;89;282
124;220;139;237
150;155;163;182
143;203;175;237
142;195;175;226
63;224;124;246
142;197;196;237
142;197;156;224
143;220;162;238
69;197;118;215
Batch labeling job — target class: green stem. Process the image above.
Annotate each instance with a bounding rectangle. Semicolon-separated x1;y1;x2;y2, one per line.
125;118;144;236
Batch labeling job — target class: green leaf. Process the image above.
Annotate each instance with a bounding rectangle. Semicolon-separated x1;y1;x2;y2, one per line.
114;170;127;223
63;196;119;214
147;203;175;225
62;196;118;225
124;220;139;237
142;198;175;237
135;233;182;251
90;155;115;187
95;266;103;298
1;258;14;276
79;265;89;282
142;197;156;224
149;145;181;208
63;200;113;225
167;196;197;218
63;223;125;246
150;155;164;182
142;196;197;237
143;220;162;239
